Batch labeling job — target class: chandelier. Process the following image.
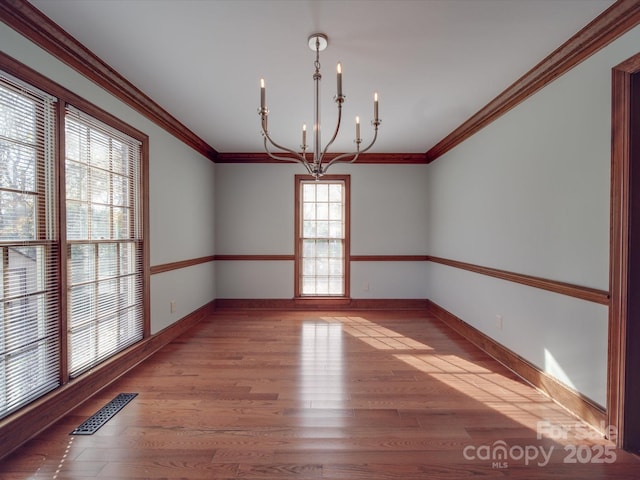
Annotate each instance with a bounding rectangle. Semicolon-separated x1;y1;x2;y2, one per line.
258;33;381;179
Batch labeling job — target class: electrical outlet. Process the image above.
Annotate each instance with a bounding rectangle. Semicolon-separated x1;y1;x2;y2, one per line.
363;282;370;291
170;300;176;313
496;314;503;330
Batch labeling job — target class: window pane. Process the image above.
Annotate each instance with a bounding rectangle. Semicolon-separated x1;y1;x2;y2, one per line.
5;296;38;342
70;284;95;326
0;191;36;241
316;277;329;295
303;183;315;202
97;316;119;357
329;202;342;220
66;202;88;240
302;276;316;295
111;142;128;175
316;241;328;257
328;277;342;294
90;167;110;204
119;243;136;275
329;239;343;257
316;184;328;202
119;275;137;308
316;203;329;220
113;207;130;239
112;174;128;206
10;247;45;293
303;203;315;220
70;244;95;284
329;184;342;202
329;258;343;276
65;160;88;201
316;258;329;275
329;221;342;238
68;325;95;374
89;131;109;169
0;140;36;191
302;240;315;258
98;244;117;279
91;204;110;240
302;258;315;276
302;220;316;237
97;278;118;316
316;221;329;238
0;86;36;143
65;124;82;162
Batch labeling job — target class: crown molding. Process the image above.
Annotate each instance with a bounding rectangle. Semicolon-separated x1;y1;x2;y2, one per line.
0;0;218;162
215;152;428;164
5;0;636;166
425;0;640;163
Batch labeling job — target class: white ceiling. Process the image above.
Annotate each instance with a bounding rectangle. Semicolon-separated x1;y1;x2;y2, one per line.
30;0;615;155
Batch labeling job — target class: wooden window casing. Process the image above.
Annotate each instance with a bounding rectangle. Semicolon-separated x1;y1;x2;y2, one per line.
64;106;145;378
294;174;350;299
0;54;149;420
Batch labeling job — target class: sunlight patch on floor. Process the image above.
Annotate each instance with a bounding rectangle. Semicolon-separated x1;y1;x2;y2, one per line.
298;322;346;424
317;315;592;440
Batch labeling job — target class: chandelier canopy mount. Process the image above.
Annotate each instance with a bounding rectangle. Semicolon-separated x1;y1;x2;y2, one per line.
308;33;328;52
258;33;381;179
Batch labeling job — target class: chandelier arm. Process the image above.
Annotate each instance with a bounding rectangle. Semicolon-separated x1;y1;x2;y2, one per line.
263;148;304;165
353;125;379;156
320;100;343;161
262;128;308;164
325;125;379;169
262;137;315;176
260;113;310;164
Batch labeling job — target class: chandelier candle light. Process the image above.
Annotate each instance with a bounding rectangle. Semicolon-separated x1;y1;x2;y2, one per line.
258;33;381;179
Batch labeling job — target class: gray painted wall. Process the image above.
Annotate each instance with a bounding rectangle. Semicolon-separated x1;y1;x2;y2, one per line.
426;25;640;407
1;22;217;335
214;163;429;298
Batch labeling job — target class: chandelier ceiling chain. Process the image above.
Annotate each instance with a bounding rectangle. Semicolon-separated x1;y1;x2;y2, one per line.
259;33;381;179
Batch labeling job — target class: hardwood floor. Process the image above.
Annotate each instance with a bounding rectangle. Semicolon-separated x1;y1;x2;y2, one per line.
1;310;639;479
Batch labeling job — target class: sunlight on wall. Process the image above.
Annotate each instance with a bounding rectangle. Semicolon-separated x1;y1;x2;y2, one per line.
543;348;577;391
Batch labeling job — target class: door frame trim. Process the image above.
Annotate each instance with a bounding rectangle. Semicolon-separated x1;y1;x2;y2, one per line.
608;51;640;448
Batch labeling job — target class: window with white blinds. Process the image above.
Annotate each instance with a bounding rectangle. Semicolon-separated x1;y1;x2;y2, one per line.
65;106;144;377
0;73;60;419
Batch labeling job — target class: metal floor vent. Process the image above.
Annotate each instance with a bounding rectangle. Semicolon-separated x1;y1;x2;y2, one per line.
70;393;138;435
